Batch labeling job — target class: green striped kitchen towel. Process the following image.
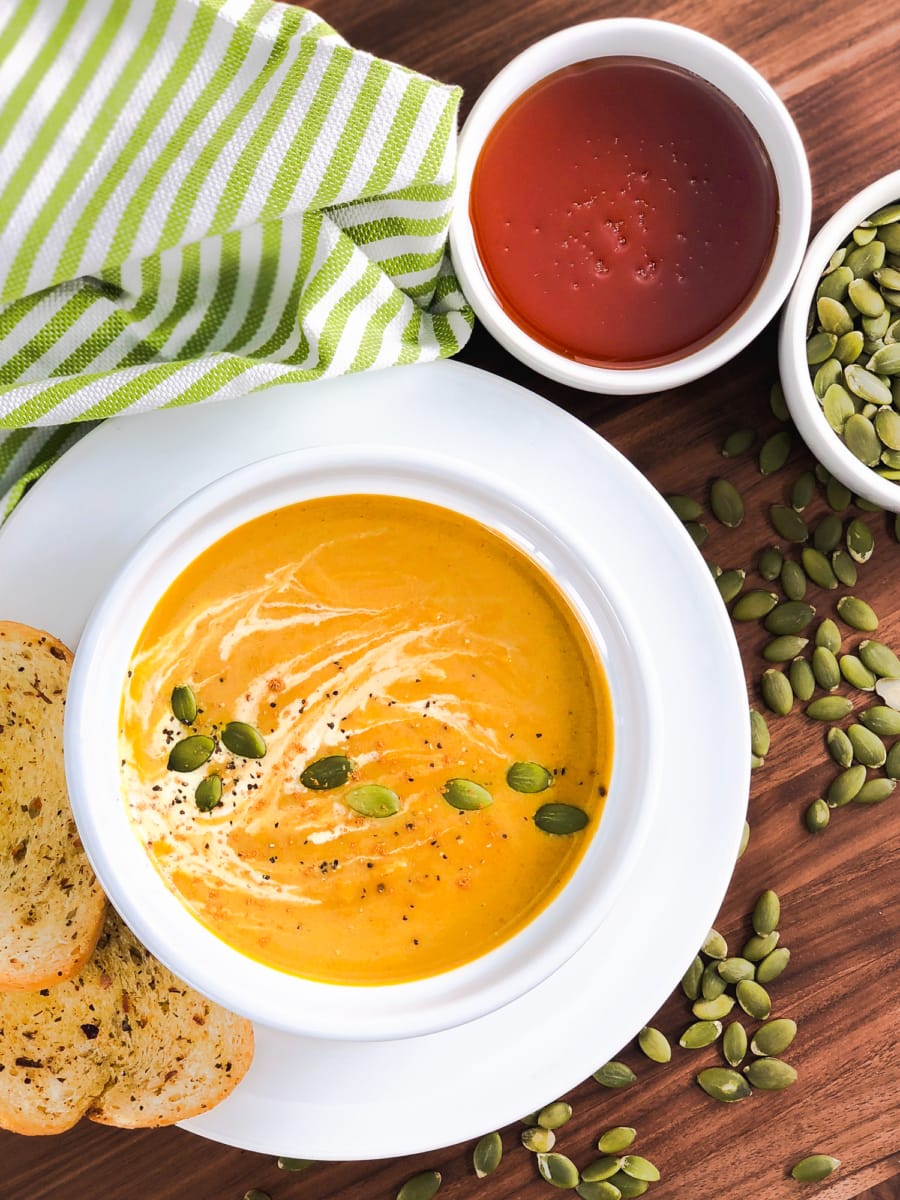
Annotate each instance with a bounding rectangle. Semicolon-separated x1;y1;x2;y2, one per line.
0;0;473;515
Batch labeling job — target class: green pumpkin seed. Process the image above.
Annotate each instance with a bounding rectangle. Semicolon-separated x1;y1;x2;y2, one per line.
791;1155;841;1183
722;427;757;457
537;1152;580;1189
592;1061;636;1088
814;358;843;397
875;264;900;288
681;954;703;1000
621;1157;659;1183
666;494;703;521
831;548;858;586
868;341;900;374
597;1128;636;1155
697;1067;751;1103
806;695;853;721
743;1057;797;1090
758;432;793;476
723;1020;747;1067
790;472;816;512
847;723;887;766
194;773;223;812
583;1156;623;1182
764;601;816;636
732;590;778;621
752;889;781;936
761;669;793;716
849;276;885;316
692;994;734;1021
397;1170;442;1200
443;778;493;811
812;646;841;691
813;516;842;556
221;722;266;759
701;961;728;1000
770;381;790;419
838;594;879;632
781;567;806;608
815;617;842;652
736;979;772;1019
758;547;783;580
276;1158;315;1172
844;414;883;465
507;761;553;793
710;478;745;527
817;264;852;299
244;1191;271;1200
750;710;770;758
473;1132;502;1178
756;946;791;983
750;1018;797;1057
718;957;756;984
846;238;885;277
702;928;727;958
806;331;838;363
858;639;900;677
805;798;831;832
826;726;854;767
684;521;708;548
716;569;746;603
522;1126;556;1152
789;657;816;702
875;407;900;449
346;784;400;818
738;819;750;859
860;705;900;735
538;1101;573;1130
769;505;809;543
167;734;215;773
816;296;853;335
826;763;867;806
863;309;891;338
868;202;900;225
607;1174;648;1200
825;476;852;511
799;547;837;589
576;1182;623;1200
637;1026;671;1064
171;684;198;726
845;364;893;406
822;383;855;431
742;931;779;961
534;803;588;835
763;635;809;662
840;653;876;690
884;741;900;779
853;778;896;804
300;755;357;790
679;1019;723;1049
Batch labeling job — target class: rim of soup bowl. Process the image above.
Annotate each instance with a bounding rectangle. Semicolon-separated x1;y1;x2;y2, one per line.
64;443;661;1041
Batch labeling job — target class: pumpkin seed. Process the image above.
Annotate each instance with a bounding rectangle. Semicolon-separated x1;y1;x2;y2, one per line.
800;547;838;589
522;1126;556;1153
576;1182;622;1200
736;979;772;1019
722;428;757;457
732;589;778;621
684;521;708;548
692;994;735;1021
861;706;900;736
221;722;266;759
846;238;885;277
750;710;771;758
534;803;587;834
723;1021;748;1067
868;341;900;374
876;676;900;708
805;797;831;832
818;263;852;298
244;1191;271;1200
607;1175;648;1200
825;476;852;511
696;1067;751;1103
853;778;896;804
701;961;728;1000
743;1058;797;1090
757;548;783;580
681;955;703;1000
806;695;853;721
583;1156;623;1182
537;1152;580;1189
473;1132;502;1178
815;617;842;652
507;761;553;793
742;931;779;961
538;1101;573;1130
710;478;745;526
847;722;887;767
844;414;883;464
845;365;893;407
752;889;781;936
759;432;793;475
806;331;838;363
397;1171;442;1200
826;726;854;767
750;1018;797;1057
812;646;841;691
592;1061;636;1088
763;635;808;662
167;734;215;773
791;1155;841;1183
346;784;400;818
621;1157;659;1183
738;819;750;859
300;755;356;790
769;505;809;543
822;383;855;431
277;1158;314;1172
813;515;842;555
761;669;793;716
666;494;703;521
637;1026;671;1064
756;946;791;983
764;601;816;635
702;928;727;958
171;684;198;726
814;359;843;397
597;1128;636;1155
194;774;223;812
875;407;900;449
840;595;883;633
885;741;900;779
443;778;493;811
826;763;866;806
716;569;746;603
869;202;900;224
770;381;790;420
859;639;900;677
679;1019;723;1049
790;472;816;511
817;296;853;334
840;653;876;690
789;657;816;702
831;548;858;586
781;561;807;602
718;958;755;986
849;276;885;317
846;517;875;563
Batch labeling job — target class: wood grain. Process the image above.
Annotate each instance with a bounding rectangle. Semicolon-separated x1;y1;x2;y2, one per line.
2;1;899;1197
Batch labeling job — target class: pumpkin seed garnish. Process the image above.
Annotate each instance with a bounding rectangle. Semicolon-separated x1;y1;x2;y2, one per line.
790;1155;841;1183
825;476;852;512
171;684;198;726
692;994;735;1021
846;517;875;563
806;695;853;721
592;1061;636;1088
397;1170;442;1200
538;1101;573;1130
244;1191;271;1200
607;1174;648;1200
473;1131;502;1178
759;431;793;475
666;495;703;521
702;928;728;959
769;505;809;543
742;931;779;961
815;617;842;652
732;590;778;621
221;721;266;759
764;601;816;635
736;979;772;1020
575;1182;623;1200
750;1018;797;1057
443;778;493;811
836;595;879;631
637;1026;671;1064
701;961;728;1000
763;635;809;663
743;1057;797;1090
761;668;793;716
507;761;553;793
621;1157;659;1183
718;956;755;984
852;778;896;804
582;1156;623;1181
789;656;816;702
167;734;215;773
827;764;867;807
597;1128;636;1155
534;803;588;834
752;889;781;935
791;471;816;511
346;784;400;818
277;1157;315;1171
195;773;223;812
681;955;703;1000
847;722;887;767
716;568;746;603
858;639;900;677
770;381;790;420
679;1020;722;1049
722;428;757;457
522;1126;556;1153
300;755;356;790
826;726;854;767
800;547;837;589
811;645;841;691
839;653;876;691
781;560;808;602
885;741;900;780
684;521;708;548
710;478;745;527
723;1020;748;1067
756;946;791;983
738;819;750;859
696;1067;751;1103
805;797;831;832
758;547;783;580
831;548;858;586
537;1151;580;1189
813;513;843;554
750;710;771;758
875;676;900;709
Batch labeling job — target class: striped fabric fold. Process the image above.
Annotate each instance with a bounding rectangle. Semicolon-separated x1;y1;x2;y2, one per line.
0;0;473;515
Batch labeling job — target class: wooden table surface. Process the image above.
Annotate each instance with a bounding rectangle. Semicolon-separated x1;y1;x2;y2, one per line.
3;0;899;1197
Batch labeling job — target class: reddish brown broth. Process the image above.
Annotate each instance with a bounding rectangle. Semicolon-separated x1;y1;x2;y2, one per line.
470;57;779;367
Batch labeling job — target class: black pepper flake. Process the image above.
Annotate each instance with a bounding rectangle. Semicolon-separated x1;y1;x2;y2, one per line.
80;1024;100;1040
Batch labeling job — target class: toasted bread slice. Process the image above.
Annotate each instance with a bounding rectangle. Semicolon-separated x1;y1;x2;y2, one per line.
0;910;254;1134
0;622;106;989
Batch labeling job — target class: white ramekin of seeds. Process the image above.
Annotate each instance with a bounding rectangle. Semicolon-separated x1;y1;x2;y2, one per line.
779;169;900;511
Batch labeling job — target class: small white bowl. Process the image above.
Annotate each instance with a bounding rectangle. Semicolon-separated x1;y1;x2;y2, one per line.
64;445;660;1042
779;169;900;512
450;18;811;394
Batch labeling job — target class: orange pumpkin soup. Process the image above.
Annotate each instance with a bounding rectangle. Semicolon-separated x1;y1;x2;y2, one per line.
120;495;613;985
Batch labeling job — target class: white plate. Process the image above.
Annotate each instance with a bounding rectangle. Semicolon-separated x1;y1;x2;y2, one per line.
0;360;749;1160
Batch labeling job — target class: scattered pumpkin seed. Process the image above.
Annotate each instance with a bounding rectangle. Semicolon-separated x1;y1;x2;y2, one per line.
681;955;703;1001
790;471;817;511
473;1132;502;1178
750;1018;797;1057
752;889;781;936
756;946;791;983
759;431;793;475
853;778;896;804
770;505;809;543
576;1182;622;1200
167;734;215;773
791;1155;841;1183
831;548;858;586
806;331;838;363
194;773;223;812
443;778;493;811
277;1158;314;1172
813;515;843;554
716;569;746;603
666;495;704;521
826;726;854;767
732;589;778;621
806;695;853;721
592;1061;636;1088
761;668;793;716
789;657;816;702
738;819;750;859
692;994;735;1021
221;721;266;759
701;961;729;1001
346;784;400;818
582;1156;623;1182
702;928;728;959
750;709;771;758
534;803;588;834
811;646;841;691
876;676;900;708
722;428;757;457
822;383;855;430
758;547;783;579
858;639;900;677
765;601;816;635
839;653;877;690
763;635;809;662
537;1152;580;1189
607;1174;648;1200
697;1067;751;1103
397;1170;442;1200
637;1027;671;1064
837;595;879;631
770;381;790;420
736;979;772;1019
885;741;900;779
710;478;745;527
597;1128;636;1155
805;798;831;832
825;476;853;511
817;296;853;335
826;764;867;806
718;957;755;984
742;931;779;961
679;1019;723;1049
846;518;876;563
743;1058;797;1090
847;722;887;767
723;1020;748;1067
507;761;553;793
621;1157;659;1183
684;521;708;548
815;617;842;652
800;547;838;589
781;559;808;601
171;684;198;726
244;1191;271;1200
523;1126;557;1153
300;755;356;790
538;1102;573;1130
